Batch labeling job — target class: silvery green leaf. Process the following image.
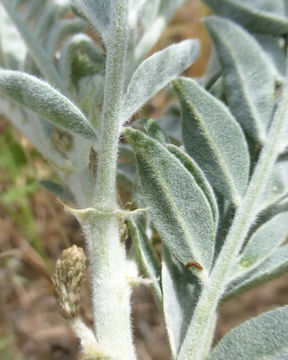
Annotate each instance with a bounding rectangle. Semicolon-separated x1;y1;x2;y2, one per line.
258;155;288;211
58;34;104;88
204;16;275;143
0;97;68;168
158;103;182;144
1;0;66;92
118;144;135;163
67;165;96;207
224;244;288;301
34;0;71;40
202;47;221;89
117;171;134;200
128;0;147;27
0;70;97;139
214;200;235;256
14;0;27;6
167;144;219;229
125;128;215;273
208;305;288;360
127;217;162;303
139;118;169;145
45;18;86;57
122;39;200;123
208;76;224;100
0;3;26;69
77;74;104;128
118;162;136;184
174;77;250;204
40;179;75;202
72;0;111;42
255;35;286;83
234;211;288;277
139;0;160;30
23;0;47;22
204;0;288;35
162;246;200;358
134;0;187;65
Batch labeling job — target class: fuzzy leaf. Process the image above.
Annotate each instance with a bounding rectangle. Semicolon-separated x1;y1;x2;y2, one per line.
0;4;26;69
234;211;288;276
58;33;104;87
158;103;182;144
117;162;136;198
23;0;47;22
127;217;162;302
138;0;160;29
224;244;288;301
122;39;200;122
258;155;288;211
208;76;224;100
162;246;200;358
72;0;111;42
167;144;219;229
204;0;288;35
174;77;250;204
45;18;86;57
139;118;169;145
255;34;287;82
40;179;75;202
128;0;147;27
0;97;68;168
204;16;275;143
0;70;97;139
133;0;187;66
125;128;215;272
208;305;288;360
34;0;71;40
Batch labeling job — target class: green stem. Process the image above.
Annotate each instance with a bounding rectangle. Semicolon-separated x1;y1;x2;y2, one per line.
82;215;135;360
94;1;129;209
83;1;136;359
177;81;288;360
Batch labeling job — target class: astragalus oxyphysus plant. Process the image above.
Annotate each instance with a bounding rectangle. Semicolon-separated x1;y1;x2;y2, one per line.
0;0;288;359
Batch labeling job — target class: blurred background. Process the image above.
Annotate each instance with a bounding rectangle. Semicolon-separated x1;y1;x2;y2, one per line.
1;1;288;359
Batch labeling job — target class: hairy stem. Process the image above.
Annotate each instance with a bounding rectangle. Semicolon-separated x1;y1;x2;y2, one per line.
83;1;135;359
82;216;135;360
94;2;129;208
177;81;288;360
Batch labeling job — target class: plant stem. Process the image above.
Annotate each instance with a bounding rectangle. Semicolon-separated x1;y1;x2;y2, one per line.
177;81;288;360
94;2;129;209
82;1;135;359
83;215;135;360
